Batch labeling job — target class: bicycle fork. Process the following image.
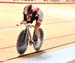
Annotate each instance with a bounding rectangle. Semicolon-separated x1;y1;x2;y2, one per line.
26;27;33;45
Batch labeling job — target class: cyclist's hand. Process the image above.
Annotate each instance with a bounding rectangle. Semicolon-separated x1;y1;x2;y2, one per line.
23;21;27;24
20;21;23;24
16;21;27;26
16;24;20;26
20;21;26;25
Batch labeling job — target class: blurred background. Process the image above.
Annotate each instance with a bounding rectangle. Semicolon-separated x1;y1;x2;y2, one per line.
0;0;75;63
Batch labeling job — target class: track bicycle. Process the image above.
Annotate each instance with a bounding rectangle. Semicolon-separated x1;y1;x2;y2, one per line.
17;23;44;55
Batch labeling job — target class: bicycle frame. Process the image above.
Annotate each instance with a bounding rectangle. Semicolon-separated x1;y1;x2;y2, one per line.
25;24;34;43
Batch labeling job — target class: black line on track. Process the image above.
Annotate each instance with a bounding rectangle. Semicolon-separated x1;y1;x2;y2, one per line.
0;41;75;63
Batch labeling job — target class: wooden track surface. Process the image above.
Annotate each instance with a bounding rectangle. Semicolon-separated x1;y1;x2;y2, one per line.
0;4;75;63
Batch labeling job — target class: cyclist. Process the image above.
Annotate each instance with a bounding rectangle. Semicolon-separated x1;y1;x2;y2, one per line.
17;5;44;47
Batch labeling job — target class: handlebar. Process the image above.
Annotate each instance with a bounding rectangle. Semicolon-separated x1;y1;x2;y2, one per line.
16;23;35;28
25;23;35;27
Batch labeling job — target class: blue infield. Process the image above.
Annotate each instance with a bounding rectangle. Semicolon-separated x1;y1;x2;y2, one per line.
19;46;75;63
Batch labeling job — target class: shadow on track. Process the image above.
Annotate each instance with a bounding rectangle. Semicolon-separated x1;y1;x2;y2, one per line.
0;41;75;63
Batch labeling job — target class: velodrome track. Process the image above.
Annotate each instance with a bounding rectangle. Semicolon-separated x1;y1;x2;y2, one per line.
0;3;75;63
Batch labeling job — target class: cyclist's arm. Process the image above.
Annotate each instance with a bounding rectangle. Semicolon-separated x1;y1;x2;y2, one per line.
16;10;27;26
20;13;27;25
23;12;27;21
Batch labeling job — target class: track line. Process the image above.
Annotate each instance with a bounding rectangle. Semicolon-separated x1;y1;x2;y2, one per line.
0;26;17;30
0;33;75;50
45;33;75;40
0;45;15;50
0;1;75;4
0;21;75;49
0;20;74;30
0;41;75;63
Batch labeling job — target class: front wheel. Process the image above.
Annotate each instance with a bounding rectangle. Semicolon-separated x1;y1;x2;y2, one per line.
17;29;28;55
33;28;44;51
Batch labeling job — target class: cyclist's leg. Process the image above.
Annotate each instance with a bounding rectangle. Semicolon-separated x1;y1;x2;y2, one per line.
34;10;43;40
33;10;44;48
34;20;43;48
34;20;41;41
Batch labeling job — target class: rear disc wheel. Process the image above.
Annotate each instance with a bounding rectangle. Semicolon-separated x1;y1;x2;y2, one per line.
33;28;44;51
